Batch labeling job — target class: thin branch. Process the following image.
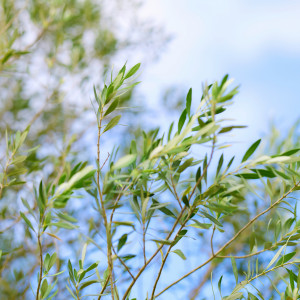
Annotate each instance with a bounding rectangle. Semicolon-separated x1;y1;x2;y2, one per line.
155;181;299;298
189;264;214;300
36;233;43;300
98;276;110;300
142;222;147;265
112;247;134;280
210;226;216;256
96;111;114;300
170;173;182;209
150;137;216;298
121;207;186;300
100;152;110;170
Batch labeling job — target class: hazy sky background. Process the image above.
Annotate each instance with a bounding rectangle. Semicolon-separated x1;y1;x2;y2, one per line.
136;0;300;160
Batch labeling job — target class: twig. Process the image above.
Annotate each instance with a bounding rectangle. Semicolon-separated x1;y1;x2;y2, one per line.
210;226;216;256
189;264;214;300
121;207;186;300
96;111;114;300
100;152;110;170
150;138;216;299
155;181;299;298
36;233;43;300
112;247;135;280
170;173;182;209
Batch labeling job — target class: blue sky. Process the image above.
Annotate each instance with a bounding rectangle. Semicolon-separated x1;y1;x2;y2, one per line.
136;0;300;158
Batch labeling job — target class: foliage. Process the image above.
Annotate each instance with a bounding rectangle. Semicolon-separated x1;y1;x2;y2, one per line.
0;1;300;300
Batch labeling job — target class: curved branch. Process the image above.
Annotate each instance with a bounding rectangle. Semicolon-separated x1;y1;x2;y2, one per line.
155;181;299;298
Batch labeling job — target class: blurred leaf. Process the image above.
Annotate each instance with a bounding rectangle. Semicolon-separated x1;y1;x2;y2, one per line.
103;115;121;133
172;249;186;260
112;154;136;170
242;139;261;162
117;234;128;252
186;88;192;118
20;212;34;232
124;63;141;79
231;256;238;284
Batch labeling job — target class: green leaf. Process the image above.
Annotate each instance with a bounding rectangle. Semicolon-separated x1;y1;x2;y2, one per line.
117;234;128;252
279;148;300;156
178;108;187;134
112;221;135;229
231;256;238;284
242;139;261;162
49;222;78;229
103;115;121;133
112;154;137;171
40;278;48;297
81;244;87;266
201;211;223;227
275;252;296;267
152;200;176;218
20;212;35;232
104;98;119;116
168;122;174;141
218;275;223;298
172;249;186;260
186;88;192;118
173;229;188;245
188;221;212;229
66;284;77;299
55;165;95;196
195;167;202;193
177;157;193;173
93;85;100;104
79;280;99;290
124;63;141;79
57;212;78;223
48;253;57;272
266;245;285;269
85;262;99;272
152;239;173;245
219;126;246;134
182;195;189;207
216;153;224;177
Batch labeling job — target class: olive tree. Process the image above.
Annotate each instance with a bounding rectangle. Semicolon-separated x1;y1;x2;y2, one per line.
0;1;299;300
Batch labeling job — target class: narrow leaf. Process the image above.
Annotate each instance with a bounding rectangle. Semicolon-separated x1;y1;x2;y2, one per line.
103;115;121;133
112;154;136;171
266;245;285;270
231;256;238;284
186;88;192;118
124;63;141;79
117;234;128;252
20;212;35;232
172;249;186;260
242;139;261;162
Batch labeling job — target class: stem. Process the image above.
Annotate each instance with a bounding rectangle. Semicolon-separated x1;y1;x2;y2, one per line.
36;233;43;300
150;138;216;298
98;276;110;300
189;264;214;300
210;226;215;256
170;173;182;209
155;181;299;298
142;222;147;265
112;247;135;280
121;208;186;300
96;112;114;300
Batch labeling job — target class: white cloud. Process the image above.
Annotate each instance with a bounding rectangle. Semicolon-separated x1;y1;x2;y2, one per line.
142;0;300;65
